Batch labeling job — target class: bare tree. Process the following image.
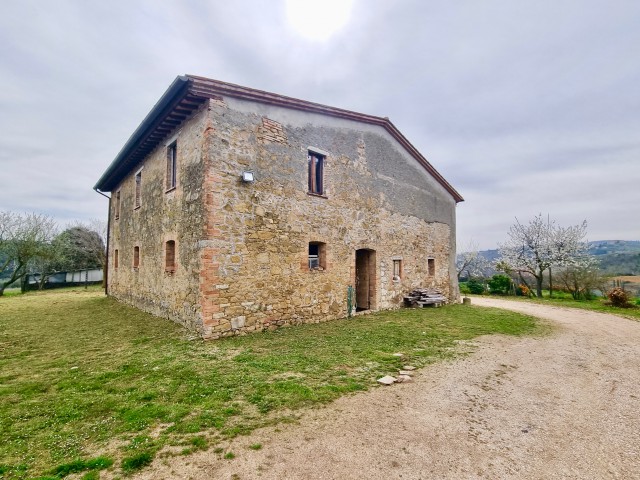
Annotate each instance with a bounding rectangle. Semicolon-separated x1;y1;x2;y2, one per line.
28;236;64;290
556;263;603;300
0;211;57;295
456;240;491;280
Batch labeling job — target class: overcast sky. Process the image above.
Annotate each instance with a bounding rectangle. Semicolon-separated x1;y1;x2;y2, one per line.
1;0;638;250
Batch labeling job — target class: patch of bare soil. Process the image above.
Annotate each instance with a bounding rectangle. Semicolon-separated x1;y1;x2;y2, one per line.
133;299;640;479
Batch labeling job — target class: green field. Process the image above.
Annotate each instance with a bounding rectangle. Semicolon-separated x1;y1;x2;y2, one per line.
0;288;541;479
523;293;640;321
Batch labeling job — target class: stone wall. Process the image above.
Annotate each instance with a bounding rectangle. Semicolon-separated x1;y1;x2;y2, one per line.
106;96;459;339
198;97;458;339
107;103;209;334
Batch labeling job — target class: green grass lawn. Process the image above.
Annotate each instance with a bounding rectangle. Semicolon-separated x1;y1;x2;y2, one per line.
0;288;541;479
474;290;640;321
526;294;640;320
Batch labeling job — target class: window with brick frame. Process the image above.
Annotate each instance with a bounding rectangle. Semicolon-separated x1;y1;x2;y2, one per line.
133;246;140;269
427;258;435;276
114;249;119;269
308;151;325;195
134;170;142;209
393;259;402;281
115;190;121;220
165;240;176;272
166;142;177;191
308;242;326;270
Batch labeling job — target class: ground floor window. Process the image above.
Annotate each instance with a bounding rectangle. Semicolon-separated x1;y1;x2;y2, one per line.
165;240;176;272
428;257;435;276
133;246;140;269
393;259;402;281
308;242;326;270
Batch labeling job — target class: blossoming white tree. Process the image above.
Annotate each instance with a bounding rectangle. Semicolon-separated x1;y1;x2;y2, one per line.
498;214;594;298
456;240;491;280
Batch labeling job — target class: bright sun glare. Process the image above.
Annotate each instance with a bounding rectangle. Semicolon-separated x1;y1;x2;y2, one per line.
285;0;354;41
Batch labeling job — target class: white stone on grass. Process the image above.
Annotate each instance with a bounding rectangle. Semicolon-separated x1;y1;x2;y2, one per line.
377;376;397;385
397;374;413;383
402;365;416;370
398;370;414;376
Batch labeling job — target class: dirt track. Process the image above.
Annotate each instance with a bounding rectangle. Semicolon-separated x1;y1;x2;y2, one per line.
137;299;640;479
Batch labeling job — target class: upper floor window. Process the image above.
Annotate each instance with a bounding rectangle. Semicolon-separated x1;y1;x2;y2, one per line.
134;170;142;209
166;142;177;191
114;190;121;220
308;151;324;195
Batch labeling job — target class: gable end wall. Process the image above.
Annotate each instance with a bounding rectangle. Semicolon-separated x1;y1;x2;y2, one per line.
198;96;458;339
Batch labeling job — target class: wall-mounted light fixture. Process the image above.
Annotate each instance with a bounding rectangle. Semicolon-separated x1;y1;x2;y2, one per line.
241;171;255;183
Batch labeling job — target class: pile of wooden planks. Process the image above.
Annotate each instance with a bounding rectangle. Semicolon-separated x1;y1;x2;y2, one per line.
403;288;447;308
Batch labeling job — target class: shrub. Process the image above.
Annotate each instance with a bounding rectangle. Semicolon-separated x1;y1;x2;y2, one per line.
517;284;530;297
467;279;485;294
459;282;471;295
487;275;511;295
607;287;632;308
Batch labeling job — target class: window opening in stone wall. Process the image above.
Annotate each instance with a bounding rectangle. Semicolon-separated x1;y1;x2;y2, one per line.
308;242;326;270
308;151;324;195
428;258;435;276
134;170;142;208
115;190;120;220
114;249;119;269
393;259;402;281
165;240;176;272
133;246;140;269
166;142;177;191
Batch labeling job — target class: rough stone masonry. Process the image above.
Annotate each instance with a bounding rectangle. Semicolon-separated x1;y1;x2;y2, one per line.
98;76;462;339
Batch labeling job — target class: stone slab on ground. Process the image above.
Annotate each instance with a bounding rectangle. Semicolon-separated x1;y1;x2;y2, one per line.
376;376;396;385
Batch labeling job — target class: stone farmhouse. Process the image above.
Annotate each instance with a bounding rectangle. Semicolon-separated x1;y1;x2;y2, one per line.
94;75;463;339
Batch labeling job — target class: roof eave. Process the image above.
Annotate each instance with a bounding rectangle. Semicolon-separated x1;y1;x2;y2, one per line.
93;75;190;192
95;74;463;203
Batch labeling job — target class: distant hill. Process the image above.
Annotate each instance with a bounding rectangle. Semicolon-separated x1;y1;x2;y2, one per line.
587;240;640;255
474;240;640;276
589;241;640;275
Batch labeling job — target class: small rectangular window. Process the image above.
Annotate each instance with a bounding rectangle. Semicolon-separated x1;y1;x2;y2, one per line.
134;170;142;209
308;242;326;270
133;246;140;269
393;259;402;280
165;240;176;272
166;142;177;190
114;249;119;269
115;191;121;220
428;258;435;276
308;151;324;195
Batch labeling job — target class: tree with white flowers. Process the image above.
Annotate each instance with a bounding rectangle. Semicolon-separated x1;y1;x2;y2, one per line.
456;240;491;280
498;214;594;298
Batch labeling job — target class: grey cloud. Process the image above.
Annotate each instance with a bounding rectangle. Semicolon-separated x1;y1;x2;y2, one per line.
0;0;638;249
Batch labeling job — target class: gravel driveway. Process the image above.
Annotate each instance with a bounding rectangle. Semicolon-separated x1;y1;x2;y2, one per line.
138;299;640;479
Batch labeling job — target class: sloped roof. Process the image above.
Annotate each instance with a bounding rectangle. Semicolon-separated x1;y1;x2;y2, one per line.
95;75;463;203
